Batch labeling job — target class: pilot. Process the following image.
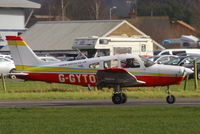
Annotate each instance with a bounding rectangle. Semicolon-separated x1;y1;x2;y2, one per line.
125;58;138;68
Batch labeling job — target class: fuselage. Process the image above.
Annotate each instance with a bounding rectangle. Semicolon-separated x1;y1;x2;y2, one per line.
16;54;187;87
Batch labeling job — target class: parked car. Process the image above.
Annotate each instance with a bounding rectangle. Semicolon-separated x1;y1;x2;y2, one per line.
147;55;179;64
184;58;200;79
163;56;200;79
0;54;12;60
0;57;16;79
164;56;199;66
157;49;200;56
153;50;162;55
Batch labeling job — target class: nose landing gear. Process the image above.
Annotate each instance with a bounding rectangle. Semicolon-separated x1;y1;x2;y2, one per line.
166;86;176;104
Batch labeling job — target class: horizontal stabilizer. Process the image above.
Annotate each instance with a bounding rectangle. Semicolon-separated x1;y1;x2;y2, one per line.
9;72;28;76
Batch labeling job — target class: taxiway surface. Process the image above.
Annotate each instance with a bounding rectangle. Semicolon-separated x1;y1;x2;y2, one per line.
0;98;200;108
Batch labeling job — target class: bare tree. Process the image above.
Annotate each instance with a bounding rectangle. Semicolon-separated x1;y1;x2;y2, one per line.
64;0;108;20
190;0;200;30
87;0;108;20
60;0;70;20
29;0;108;21
89;0;101;20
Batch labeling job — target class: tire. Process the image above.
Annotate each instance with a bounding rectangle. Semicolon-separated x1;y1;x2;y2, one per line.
112;93;122;104
9;69;16;79
166;95;176;104
121;93;127;104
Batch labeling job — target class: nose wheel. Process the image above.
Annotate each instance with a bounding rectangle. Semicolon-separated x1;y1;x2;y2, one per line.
166;95;176;104
166;86;176;104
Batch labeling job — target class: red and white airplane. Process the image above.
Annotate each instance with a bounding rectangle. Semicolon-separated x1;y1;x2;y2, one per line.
6;36;193;104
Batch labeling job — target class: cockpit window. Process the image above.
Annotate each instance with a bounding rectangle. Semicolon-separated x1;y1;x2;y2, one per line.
121;58;140;68
140;56;155;67
104;59;118;68
89;62;100;68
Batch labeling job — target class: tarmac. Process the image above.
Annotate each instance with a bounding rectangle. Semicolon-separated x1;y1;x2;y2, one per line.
0;98;200;108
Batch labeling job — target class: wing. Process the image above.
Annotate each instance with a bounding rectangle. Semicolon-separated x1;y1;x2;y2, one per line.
96;67;145;88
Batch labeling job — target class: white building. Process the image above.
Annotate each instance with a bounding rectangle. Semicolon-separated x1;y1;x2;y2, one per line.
0;0;40;48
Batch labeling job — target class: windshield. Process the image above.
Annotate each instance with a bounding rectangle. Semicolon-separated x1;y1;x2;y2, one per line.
147;56;159;62
140;56;155;67
159;57;182;65
196;58;200;64
96;49;110;57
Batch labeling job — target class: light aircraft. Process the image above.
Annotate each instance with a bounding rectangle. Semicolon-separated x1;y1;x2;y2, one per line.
6;36;193;104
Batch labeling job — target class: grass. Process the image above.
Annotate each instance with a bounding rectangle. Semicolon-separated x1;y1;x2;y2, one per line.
0;80;200;134
0;106;200;134
0;79;200;100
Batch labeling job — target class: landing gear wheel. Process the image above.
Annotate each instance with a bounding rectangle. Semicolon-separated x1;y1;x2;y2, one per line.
121;93;127;104
112;93;122;104
9;69;16;79
166;95;176;104
112;93;127;104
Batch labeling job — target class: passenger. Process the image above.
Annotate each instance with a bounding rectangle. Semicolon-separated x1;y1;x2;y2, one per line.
125;58;139;68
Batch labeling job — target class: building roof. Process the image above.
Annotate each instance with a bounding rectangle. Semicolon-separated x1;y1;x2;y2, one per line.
127;16;171;44
21;20;126;50
127;16;199;44
0;0;41;9
175;20;196;32
1;20;162;51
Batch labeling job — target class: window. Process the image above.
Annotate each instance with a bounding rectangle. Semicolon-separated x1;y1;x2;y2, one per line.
164;57;180;65
104;59;118;68
0;58;11;63
141;44;146;52
183;42;190;47
179;57;195;66
161;51;170;55
196;58;200;64
172;51;186;55
113;47;132;55
121;58;140;68
89;62;100;69
157;57;171;64
99;39;109;44
140;56;154;67
96;49;110;57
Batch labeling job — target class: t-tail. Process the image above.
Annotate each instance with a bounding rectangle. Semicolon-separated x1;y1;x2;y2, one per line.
6;36;45;71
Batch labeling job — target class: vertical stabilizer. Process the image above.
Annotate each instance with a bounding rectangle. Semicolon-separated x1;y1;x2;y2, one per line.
6;36;45;70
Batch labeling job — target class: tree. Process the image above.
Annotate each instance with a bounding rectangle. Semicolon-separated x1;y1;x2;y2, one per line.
137;0;192;23
165;0;192;23
190;0;200;31
65;0;108;20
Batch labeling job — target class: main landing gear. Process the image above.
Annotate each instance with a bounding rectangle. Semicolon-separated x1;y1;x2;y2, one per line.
166;86;176;104
111;85;176;104
112;85;127;104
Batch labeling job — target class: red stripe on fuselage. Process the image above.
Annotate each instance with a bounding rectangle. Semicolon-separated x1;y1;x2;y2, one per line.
17;72;184;87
